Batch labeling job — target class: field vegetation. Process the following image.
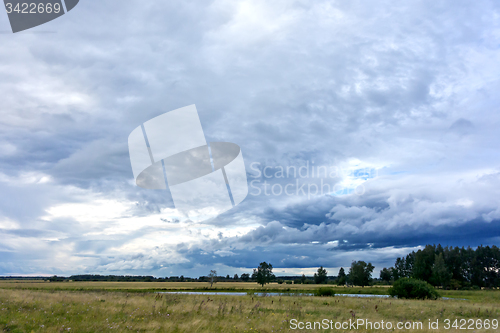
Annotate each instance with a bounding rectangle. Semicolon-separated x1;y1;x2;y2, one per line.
0;280;391;294
0;281;499;332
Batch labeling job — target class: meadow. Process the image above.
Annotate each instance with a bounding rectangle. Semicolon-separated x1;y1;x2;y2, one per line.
0;281;392;293
0;281;499;332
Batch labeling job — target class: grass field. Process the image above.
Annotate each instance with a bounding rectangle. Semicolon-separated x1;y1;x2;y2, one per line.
0;281;499;332
0;281;391;293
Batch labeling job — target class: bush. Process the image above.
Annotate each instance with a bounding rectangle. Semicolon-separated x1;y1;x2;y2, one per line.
449;279;462;290
285;280;292;284
389;278;440;300
315;287;335;297
277;279;284;284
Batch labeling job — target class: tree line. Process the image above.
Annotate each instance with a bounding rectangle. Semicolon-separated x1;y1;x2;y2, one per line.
380;244;500;289
21;244;500;289
37;261;382;287
46;274;253;282
244;261;376;287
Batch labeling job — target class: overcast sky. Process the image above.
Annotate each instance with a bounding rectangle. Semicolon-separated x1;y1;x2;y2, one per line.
1;0;500;278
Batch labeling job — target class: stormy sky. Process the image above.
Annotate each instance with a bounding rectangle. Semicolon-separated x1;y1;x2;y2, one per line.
1;0;500;277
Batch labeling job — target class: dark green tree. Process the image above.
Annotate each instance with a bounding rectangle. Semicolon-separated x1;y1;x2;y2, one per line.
412;245;436;282
349;261;375;287
431;252;452;288
443;246;464;284
404;252;415;276
337;267;346;285
380;267;392;283
314;266;328;284
240;273;250;282
392;258;404;281
300;274;306;284
252;262;275;287
484;245;500;288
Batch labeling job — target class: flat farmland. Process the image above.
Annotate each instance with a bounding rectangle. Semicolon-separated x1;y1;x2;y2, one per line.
0;281;499;332
0;281;390;293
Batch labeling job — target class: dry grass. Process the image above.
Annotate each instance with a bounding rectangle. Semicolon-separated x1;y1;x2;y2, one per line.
0;281;389;293
0;284;499;332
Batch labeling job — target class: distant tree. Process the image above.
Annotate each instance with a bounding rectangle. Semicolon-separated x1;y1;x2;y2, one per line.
301;274;306;284
252;262;275;287
413;245;436;282
233;274;239;281
392;252;415;281
208;270;217;288
482;245;500;288
179;275;185;282
443;246;464;284
314;266;328;284
404;252;415;277
240;273;250;282
393;257;404;280
337;267;346;286
349;261;375;287
226;274;230;280
49;275;63;282
431;253;452;288
380;268;392;284
390;267;398;282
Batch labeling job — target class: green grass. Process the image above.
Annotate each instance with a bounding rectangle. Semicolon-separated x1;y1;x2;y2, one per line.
0;281;392;294
0;282;499;332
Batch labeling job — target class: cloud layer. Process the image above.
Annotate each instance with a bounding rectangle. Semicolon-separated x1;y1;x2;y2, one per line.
1;0;500;277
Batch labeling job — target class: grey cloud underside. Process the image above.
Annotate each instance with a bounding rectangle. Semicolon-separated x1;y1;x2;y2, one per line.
0;0;500;276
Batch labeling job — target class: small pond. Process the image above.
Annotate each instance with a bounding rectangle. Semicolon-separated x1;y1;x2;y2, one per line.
157;291;463;300
158;291;389;298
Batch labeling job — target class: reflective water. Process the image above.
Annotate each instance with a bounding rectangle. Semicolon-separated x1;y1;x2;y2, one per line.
158;291;389;298
157;291;463;300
